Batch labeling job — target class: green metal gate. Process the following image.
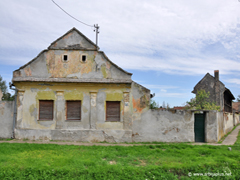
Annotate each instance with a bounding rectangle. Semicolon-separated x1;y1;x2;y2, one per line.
194;114;205;142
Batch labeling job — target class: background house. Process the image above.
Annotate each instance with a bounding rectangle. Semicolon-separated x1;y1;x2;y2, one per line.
192;70;235;112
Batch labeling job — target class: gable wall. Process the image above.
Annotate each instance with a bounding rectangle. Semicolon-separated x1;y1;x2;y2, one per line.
193;75;225;111
13;50;131;81
49;30;96;50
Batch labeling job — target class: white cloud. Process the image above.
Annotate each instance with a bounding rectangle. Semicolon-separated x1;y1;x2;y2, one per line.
225;78;240;85
0;0;240;77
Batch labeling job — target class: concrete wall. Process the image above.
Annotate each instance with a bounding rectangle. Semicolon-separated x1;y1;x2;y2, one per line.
233;113;240;126
224;112;234;134
205;111;219;142
132;109;195;142
234;114;240;126
0;101;14;139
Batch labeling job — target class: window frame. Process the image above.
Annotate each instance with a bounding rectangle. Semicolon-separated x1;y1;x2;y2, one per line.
62;54;69;62
39;100;54;120
106;101;121;122
80;54;87;63
66;100;82;121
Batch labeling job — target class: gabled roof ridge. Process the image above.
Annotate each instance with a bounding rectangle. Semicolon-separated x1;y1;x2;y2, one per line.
13;49;48;72
224;88;235;100
192;72;226;94
132;81;150;91
99;51;132;76
48;27;99;50
192;73;213;93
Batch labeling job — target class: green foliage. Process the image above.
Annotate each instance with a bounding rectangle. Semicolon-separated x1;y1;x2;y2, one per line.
186;89;220;111
150;99;159;109
237;95;240;102
0;141;240;179
0;75;14;101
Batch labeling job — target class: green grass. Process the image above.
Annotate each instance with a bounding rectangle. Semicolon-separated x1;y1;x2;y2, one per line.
0;135;240;179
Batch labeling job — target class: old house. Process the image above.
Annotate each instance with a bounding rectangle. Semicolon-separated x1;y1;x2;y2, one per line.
192;70;235;112
11;28;150;142
1;29;237;143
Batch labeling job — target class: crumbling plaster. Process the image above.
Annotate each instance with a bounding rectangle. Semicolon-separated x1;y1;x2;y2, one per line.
14;82;135;131
132;109;194;142
0;101;14;138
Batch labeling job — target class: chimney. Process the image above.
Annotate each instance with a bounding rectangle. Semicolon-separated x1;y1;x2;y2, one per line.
214;70;219;81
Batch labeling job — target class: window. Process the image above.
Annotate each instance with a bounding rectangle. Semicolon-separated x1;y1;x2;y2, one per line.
63;55;68;62
39;100;54;120
66;101;81;120
106;101;120;122
81;55;87;62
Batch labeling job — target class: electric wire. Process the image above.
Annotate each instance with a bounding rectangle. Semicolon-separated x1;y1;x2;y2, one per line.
51;0;94;27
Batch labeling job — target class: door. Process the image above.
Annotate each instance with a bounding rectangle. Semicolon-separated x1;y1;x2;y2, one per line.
194;114;205;142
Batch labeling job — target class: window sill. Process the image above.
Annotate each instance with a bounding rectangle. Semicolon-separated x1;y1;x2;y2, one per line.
38;119;53;121
105;121;121;122
65;120;81;122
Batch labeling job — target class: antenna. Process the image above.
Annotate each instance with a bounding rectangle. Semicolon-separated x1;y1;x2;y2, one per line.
94;24;100;47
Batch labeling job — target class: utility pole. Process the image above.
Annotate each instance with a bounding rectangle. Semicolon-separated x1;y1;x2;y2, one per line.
94;24;100;47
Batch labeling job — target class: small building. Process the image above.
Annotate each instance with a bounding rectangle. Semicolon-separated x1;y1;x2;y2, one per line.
192;70;235;112
11;28;150;142
232;102;240;113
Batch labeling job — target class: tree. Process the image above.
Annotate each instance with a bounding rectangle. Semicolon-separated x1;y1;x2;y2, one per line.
186;89;220;111
0;75;14;101
150;99;159;109
237;95;240;102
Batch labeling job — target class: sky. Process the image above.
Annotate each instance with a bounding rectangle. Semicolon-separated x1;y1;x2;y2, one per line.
0;0;240;107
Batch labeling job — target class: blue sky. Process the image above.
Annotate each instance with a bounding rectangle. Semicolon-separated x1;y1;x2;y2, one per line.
0;0;240;107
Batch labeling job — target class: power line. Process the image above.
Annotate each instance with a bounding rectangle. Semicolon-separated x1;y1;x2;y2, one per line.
51;0;94;27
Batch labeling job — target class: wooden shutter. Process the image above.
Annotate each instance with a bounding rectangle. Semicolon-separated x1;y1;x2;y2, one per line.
67;101;81;120
106;101;120;121
39;100;53;120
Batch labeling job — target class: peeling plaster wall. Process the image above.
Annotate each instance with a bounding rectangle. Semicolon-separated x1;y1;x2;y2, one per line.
49;30;96;50
13;81;135;142
224;112;234;134
234;114;240;126
216;111;235;141
14;50;131;81
132;109;194;142
14;82;131;130
217;111;225;141
15;129;132;143
131;82;150;122
205;111;218;143
0;101;14;138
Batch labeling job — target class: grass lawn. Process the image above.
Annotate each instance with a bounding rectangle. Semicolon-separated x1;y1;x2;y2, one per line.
1;133;240;179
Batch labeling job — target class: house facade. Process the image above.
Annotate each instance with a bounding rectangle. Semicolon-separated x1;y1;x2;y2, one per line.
12;28;150;142
192;70;235;112
1;29;236;143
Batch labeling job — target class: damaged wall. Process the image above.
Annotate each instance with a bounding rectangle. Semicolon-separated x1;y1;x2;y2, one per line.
13;80;151;143
234;113;240;126
0;101;14;138
205;111;219;142
132;109;195;142
223;112;234;134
